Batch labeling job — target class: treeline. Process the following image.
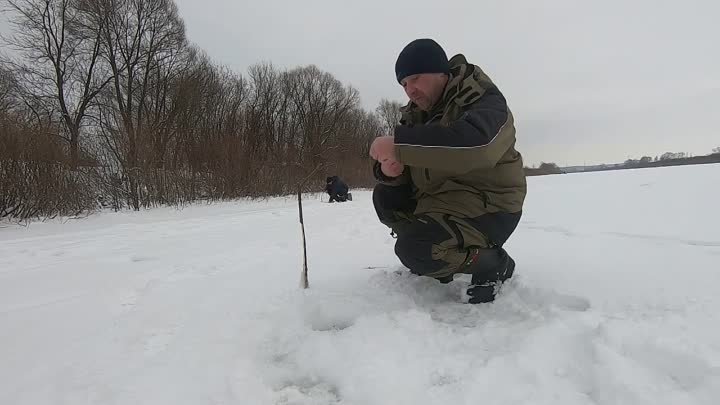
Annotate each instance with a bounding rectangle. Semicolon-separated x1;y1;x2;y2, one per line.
616;152;720;171
525;148;720;177
524;162;563;176
1;0;404;219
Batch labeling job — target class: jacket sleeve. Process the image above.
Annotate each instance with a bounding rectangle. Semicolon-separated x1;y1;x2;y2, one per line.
394;86;515;174
373;160;410;186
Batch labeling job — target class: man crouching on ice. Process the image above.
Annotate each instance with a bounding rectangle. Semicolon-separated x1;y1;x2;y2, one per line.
369;39;527;303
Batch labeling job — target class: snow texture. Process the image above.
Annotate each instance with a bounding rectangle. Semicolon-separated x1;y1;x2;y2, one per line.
1;164;719;404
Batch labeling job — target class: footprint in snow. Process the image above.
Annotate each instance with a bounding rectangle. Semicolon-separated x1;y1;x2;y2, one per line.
303;304;356;332
130;255;158;263
274;377;341;405
503;282;591;313
605;339;720;391
142;327;177;357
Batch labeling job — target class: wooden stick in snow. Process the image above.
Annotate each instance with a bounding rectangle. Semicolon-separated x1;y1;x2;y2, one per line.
295;163;322;289
298;187;309;289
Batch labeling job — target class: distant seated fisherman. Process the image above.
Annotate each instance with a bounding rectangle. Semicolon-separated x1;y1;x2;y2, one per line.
325;176;351;203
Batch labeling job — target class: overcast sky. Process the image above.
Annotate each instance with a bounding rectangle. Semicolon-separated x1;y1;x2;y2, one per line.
2;0;719;166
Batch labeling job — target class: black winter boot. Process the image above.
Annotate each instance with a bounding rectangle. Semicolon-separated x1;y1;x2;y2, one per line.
463;247;515;304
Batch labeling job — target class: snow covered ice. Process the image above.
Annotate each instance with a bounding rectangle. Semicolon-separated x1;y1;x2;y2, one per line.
1;164;720;405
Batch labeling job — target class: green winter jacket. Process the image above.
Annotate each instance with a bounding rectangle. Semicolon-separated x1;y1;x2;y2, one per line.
379;54;527;220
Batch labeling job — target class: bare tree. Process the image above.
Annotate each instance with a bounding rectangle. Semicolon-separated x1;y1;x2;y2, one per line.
375;98;403;134
0;64;97;219
1;1;378;217
3;0;112;167
285;65;359;167
245;62;281;155
93;0;186;209
0;65;17;112
180;56;249;198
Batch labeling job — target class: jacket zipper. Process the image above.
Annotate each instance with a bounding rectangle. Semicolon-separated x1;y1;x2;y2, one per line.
422;112;441;184
425;113;443;124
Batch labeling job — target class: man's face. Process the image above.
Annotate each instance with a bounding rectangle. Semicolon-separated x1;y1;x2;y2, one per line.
401;73;448;111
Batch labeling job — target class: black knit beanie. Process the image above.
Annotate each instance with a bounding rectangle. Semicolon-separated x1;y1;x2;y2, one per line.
394;39;450;84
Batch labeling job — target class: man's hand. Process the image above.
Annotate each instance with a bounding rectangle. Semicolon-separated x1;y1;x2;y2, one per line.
370;136;404;178
370;136;396;161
